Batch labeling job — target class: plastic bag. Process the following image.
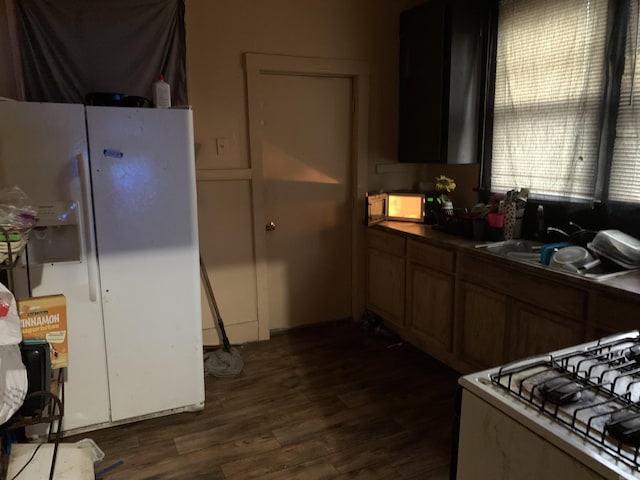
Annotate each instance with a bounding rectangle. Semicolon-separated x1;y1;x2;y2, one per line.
0;282;21;345
0;291;11;317
0;185;38;232
74;438;105;462
0;344;28;425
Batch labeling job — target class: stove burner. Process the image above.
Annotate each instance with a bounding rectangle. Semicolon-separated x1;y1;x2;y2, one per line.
606;410;640;447
539;376;582;405
624;345;640;362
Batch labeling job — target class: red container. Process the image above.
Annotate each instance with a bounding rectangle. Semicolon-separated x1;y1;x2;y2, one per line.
487;213;505;228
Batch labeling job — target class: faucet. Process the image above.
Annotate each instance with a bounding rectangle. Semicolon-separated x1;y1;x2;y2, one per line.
546;226;570;238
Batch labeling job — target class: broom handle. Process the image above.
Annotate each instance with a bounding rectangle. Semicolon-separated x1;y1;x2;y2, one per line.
199;255;232;352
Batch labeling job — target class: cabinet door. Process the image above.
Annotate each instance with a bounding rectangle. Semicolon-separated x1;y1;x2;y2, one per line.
458;282;508;369
511;302;583;360
399;0;447;163
407;263;453;353
447;0;491;164
367;248;405;329
588;293;640;339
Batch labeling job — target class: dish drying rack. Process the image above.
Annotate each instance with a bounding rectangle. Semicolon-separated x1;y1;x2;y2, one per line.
0;234;28;263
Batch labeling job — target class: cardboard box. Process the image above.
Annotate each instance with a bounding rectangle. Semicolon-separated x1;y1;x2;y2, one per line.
18;295;68;369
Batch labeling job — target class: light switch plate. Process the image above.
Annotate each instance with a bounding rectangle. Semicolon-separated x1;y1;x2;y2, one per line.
216;137;229;156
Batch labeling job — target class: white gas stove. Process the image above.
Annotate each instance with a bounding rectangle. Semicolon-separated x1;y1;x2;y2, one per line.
454;331;640;479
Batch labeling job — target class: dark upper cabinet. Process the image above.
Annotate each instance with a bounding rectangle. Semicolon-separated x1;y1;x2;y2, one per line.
399;0;492;164
399;0;449;164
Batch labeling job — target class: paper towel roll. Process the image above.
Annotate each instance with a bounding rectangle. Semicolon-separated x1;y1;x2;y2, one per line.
503;204;517;240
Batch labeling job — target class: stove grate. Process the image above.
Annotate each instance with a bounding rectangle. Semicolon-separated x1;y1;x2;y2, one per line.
491;331;640;471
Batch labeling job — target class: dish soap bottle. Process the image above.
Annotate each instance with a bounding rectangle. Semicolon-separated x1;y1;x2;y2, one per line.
535;204;545;240
152;74;171;109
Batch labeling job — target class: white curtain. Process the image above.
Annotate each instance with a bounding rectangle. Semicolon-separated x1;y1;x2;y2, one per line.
491;0;608;201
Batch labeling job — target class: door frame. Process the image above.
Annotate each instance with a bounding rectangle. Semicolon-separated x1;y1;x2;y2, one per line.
245;53;369;340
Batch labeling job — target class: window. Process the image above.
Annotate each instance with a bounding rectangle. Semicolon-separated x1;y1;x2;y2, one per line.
490;0;640;205
610;0;640;202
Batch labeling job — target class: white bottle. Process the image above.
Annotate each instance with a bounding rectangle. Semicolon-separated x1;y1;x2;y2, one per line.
153;74;171;109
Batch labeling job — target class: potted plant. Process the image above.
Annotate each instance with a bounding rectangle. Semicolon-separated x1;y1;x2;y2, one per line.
435;174;456;216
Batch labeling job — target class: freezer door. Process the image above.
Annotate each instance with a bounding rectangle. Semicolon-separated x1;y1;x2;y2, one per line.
86;106;204;421
0;101;111;431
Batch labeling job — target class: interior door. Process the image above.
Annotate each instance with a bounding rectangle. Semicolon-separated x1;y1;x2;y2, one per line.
259;74;353;330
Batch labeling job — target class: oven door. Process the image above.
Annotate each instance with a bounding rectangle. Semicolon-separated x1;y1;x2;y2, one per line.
456;390;607;479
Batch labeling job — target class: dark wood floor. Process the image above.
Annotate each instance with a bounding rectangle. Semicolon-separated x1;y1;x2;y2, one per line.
68;321;461;479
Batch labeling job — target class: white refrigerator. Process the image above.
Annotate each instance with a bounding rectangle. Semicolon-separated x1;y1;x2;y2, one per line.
0;101;205;433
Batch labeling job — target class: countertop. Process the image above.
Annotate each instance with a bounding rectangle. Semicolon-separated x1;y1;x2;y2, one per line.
372;220;640;300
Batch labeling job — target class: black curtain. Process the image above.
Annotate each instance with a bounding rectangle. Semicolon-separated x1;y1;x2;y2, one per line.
15;0;187;105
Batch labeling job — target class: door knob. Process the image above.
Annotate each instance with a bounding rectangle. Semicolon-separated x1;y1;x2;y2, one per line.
266;221;276;231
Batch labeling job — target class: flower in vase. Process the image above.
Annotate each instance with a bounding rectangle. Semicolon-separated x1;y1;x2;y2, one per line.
435;175;456;205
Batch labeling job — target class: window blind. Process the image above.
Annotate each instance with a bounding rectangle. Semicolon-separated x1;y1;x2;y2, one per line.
610;0;640;203
491;0;609;200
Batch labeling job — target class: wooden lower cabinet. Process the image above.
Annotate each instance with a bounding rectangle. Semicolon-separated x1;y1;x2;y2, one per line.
458;282;508;369
509;301;583;360
407;262;454;354
366;230;406;330
457;284;584;370
588;293;640;339
366;228;640;374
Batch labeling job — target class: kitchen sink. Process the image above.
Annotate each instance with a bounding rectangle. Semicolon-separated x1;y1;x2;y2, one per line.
479;240;541;262
477;240;546;270
477;240;639;281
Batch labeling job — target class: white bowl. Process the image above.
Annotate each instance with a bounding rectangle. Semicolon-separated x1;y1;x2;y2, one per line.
550;246;594;272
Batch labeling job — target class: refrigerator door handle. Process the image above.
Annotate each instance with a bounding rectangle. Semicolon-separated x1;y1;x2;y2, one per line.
77;153;99;303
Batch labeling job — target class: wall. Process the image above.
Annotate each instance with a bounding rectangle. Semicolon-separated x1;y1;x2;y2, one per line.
186;0;426;342
0;0;481;343
425;163;480;208
186;0;417;177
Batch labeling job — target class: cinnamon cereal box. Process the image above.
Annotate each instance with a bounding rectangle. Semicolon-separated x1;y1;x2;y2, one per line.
18;295;68;369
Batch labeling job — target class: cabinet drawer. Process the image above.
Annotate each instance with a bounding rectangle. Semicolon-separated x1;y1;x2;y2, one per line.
408;239;454;273
368;229;406;256
459;254;586;321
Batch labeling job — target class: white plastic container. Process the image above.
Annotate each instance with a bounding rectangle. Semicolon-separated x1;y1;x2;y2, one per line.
550;246;593;272
588;229;640;268
152;74;171;109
